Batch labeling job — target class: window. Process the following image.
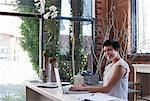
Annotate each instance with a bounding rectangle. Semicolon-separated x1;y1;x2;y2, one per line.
133;0;150;53
59;0;94;80
0;1;39;100
60;0;93;55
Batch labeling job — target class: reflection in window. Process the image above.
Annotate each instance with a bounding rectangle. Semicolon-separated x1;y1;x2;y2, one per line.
136;0;150;53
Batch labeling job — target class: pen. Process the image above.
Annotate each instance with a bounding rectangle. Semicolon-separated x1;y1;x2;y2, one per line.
82;99;93;101
91;93;94;96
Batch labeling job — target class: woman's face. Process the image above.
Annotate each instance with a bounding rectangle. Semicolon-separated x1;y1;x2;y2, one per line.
103;46;118;60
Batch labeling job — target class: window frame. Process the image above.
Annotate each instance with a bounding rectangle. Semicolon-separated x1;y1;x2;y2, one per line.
131;0;137;53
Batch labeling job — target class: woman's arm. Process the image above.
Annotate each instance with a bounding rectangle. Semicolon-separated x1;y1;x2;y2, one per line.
96;65;126;93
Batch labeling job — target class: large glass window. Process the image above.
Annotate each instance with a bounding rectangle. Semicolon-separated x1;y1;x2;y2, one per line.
0;0;39;100
0;15;38;101
59;0;94;81
136;0;150;53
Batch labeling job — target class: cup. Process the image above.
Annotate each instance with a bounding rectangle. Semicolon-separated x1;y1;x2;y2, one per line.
74;75;84;86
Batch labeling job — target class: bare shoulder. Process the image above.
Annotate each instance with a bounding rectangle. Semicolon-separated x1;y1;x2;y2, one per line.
113;65;126;76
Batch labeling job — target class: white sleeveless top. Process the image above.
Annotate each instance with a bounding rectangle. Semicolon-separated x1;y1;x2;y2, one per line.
103;59;130;101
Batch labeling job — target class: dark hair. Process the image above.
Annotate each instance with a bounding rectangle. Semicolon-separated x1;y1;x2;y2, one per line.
103;39;120;50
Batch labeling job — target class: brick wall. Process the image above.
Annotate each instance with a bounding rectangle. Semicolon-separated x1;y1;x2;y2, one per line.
95;0;149;65
95;0;131;71
95;0;130;55
95;0;106;56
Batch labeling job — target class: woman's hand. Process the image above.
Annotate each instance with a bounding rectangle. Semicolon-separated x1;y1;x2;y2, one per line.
69;84;88;91
69;84;104;93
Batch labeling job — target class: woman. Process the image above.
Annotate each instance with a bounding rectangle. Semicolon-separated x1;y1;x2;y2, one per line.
70;39;130;100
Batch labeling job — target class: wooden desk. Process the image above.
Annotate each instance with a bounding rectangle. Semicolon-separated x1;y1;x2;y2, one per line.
25;81;74;101
25;81;124;101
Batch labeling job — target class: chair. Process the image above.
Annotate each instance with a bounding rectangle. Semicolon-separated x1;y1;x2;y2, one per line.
128;82;143;100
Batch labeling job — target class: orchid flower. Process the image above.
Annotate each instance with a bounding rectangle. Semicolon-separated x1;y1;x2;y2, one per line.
50;11;58;19
37;8;41;13
34;2;40;8
49;5;57;12
34;1;58;19
34;0;40;2
43;12;50;19
43;5;58;19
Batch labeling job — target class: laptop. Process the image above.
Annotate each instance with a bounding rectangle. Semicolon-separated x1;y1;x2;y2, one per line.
54;68;89;94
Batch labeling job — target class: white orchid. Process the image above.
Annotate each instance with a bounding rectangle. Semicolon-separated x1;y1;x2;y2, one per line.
40;0;46;5
50;11;58;19
34;1;58;19
34;2;40;8
70;32;73;38
44;5;58;19
37;8;41;13
34;0;40;2
43;12;50;19
49;5;57;12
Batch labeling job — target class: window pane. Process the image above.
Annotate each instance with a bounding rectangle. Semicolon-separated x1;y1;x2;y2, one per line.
0;15;38;101
137;0;150;53
83;0;92;18
59;20;70;54
61;0;71;17
60;0;92;18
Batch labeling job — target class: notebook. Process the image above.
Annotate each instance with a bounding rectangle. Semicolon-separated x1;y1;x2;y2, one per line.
54;68;88;94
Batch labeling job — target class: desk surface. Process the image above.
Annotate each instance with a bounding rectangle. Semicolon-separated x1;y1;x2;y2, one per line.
25;81;124;101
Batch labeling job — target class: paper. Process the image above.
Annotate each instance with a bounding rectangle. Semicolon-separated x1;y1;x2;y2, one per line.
70;93;124;101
